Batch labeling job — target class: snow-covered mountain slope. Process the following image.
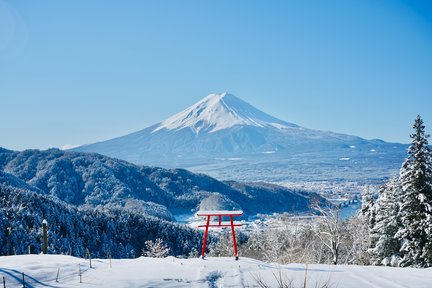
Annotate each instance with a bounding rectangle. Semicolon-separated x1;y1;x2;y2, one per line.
75;92;367;158
73;93;407;184
153;92;298;134
2;255;431;288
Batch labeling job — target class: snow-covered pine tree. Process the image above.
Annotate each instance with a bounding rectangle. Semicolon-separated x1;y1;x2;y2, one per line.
396;115;432;267
361;187;374;218
361;187;376;249
369;177;402;266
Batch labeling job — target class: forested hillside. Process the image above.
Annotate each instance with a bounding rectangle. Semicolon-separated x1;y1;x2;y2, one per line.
0;148;322;216
0;178;202;258
0;148;323;258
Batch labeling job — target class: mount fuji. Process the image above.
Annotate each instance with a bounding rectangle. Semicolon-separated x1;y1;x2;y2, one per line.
74;93;407;185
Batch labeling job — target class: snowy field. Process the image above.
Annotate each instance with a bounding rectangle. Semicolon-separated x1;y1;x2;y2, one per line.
1;255;431;288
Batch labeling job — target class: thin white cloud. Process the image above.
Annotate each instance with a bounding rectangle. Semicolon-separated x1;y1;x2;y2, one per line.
60;144;80;150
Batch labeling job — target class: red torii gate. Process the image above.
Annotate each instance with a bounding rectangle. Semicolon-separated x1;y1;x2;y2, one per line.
196;210;243;260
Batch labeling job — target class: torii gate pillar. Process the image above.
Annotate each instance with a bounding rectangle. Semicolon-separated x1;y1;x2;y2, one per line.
196;210;243;260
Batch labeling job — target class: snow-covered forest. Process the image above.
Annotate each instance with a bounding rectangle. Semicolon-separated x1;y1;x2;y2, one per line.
0;183;203;258
366;115;432;268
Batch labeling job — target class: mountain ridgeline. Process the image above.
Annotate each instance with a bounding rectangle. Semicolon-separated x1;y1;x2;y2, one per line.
0;148;324;257
73;93;408;184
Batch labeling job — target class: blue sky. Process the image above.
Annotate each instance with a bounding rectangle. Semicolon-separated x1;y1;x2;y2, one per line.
1;0;431;150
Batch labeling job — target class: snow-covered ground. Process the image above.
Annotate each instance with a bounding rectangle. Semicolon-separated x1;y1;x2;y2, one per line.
1;255;431;288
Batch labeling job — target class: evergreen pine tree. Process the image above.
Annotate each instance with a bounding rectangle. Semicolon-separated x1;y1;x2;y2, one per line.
396;115;432;267
361;187;375;226
361;187;376;250
369;178;402;266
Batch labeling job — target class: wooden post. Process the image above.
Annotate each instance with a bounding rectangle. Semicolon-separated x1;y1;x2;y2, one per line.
3;276;6;288
42;219;48;254
6;227;11;256
56;267;60;282
201;215;210;258
22;272;25;288
303;263;308;288
78;265;82;283
86;249;92;268
230;215;239;260
28;245;31;255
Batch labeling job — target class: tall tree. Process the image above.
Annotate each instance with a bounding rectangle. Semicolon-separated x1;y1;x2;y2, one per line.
361;187;376;251
314;205;344;265
361;187;375;222
369;178;402;266
396;115;432;267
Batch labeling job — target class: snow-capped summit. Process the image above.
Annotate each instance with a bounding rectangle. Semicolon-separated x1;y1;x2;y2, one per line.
152;92;298;134
74;92;407;183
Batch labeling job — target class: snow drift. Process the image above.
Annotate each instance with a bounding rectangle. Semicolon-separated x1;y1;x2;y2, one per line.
1;254;431;288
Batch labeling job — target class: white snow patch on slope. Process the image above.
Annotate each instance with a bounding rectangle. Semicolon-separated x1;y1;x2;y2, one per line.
1;255;431;288
61;144;81;150
152;92;297;134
